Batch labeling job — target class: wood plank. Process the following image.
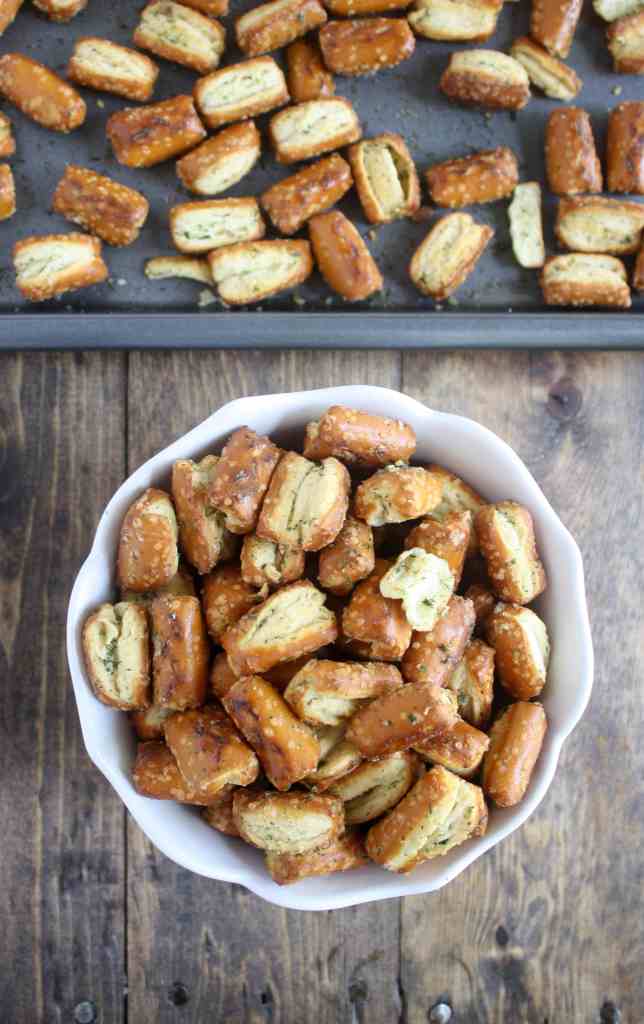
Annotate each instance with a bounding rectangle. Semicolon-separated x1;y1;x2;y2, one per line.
399;351;644;1024
0;353;127;1024
126;349;404;1024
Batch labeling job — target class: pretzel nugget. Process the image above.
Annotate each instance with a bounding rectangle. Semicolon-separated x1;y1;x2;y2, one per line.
508;181;545;270
401;594;475;685
380;548;455;632
52;166;149;247
510;36;580;100
426;147;518;208
318;516;375;596
33;0;86;19
329;751;419;824
476;501;546;604
608;12;644;72
223;676;320;790
194;58;289;131
410;212;493;300
0;112;14;157
593;0;642;18
0;164;15;221
133;741;213;803
366;765;487;871
145;256;213;284
348;133;420;224
257;451;350;551
82;602;150;710
134;2;225;74
284;658;403;726
304;406;416;466
107;95;206;169
131;703;175;741
0;1;22;36
308;210;383;302
530;0;582;57
287;38;334;102
408;0;501;42
233;789;344;853
266;830;367;884
405;511;472;588
445;638;494;727
485;602;550;700
170;198;265;255
305;735;363;791
222;581;338;676
209;239;313;305
210;427;281;535
607;102;644;193
545;108;602;196
440;50;530;110
346;683;457;759
67;37;159;103
177;121;261;197
354;465;442;526
341;560;412;661
202;788;239;836
151;595;209;709
240;534;304;590
415;719;489;777
171;456;228;574
555;196;644;255
541;253;631;307
166;706;260;799
0;54;85;132
319;18;415;76
261;154;353;236
269;98;361;164
236;0;327;56
482;702;547;807
13;232;108;303
117;488;178;592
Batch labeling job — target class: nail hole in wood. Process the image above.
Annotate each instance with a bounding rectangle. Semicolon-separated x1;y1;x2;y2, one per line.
168;982;189;1007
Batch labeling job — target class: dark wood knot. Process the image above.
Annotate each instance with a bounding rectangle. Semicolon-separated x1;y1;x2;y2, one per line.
168;982;189;1007
547;378;582;421
73;1002;96;1024
600;1001;621;1024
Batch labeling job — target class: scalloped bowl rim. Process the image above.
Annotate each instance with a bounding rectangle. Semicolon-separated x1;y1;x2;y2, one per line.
66;385;593;911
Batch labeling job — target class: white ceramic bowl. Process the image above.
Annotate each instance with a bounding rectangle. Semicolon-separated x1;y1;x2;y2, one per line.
66;385;593;911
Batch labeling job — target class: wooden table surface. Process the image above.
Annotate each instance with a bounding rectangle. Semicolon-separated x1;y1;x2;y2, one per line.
1;349;642;1024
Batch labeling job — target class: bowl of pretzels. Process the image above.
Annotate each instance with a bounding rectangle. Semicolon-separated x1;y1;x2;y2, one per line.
66;385;593;909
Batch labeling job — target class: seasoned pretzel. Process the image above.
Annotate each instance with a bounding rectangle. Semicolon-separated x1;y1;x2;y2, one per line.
482;702;547;807
82;602;150;710
318;515;375;596
328;751;419;823
440;50;530;110
508;181;546;269
133;2;225;74
13;232;108;302
426;147;518;208
170;197;265;254
52;166;149;247
409;0;501;42
348;133;420;224
530;0;582;57
131;704;175;741
269;98;361;164
223;675;321;790
236;0;327;56
401;594;475;685
355;464;442;526
0;112;15;157
177;121;261;196
405;510;472;587
33;0;86;19
555;195;644;255
0;53;86;132
193;58;289;130
414;719;489;777
67;37;160;101
209;426;281;535
202;787;239;836
133;741;213;804
319;18;415;76
232;789;344;853
151;594;209;710
341;559;412;661
475;501;547;604
0;163;15;221
541;253;630;307
545;107;602;196
606;9;644;70
304;406;415;466
241;533;305;589
261;154;353;236
171;456;232;574
445;638;495;727
284;658;403;726
209;239;313;304
266;830;367;884
308;210;383;302
257;451;350;551
286;38;334;102
510;36;581;99
107;95;206;168
117;488;179;593
485;602;550;700
345;682;458;758
201;563;262;642
165;706;259;799
409;213;494;300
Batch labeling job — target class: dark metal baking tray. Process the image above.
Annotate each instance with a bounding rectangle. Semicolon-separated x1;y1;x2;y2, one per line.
1;0;643;348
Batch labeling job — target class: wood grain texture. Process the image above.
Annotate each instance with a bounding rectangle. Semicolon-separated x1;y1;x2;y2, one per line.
126;349;403;1024
0;353;127;1024
399;351;644;1024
